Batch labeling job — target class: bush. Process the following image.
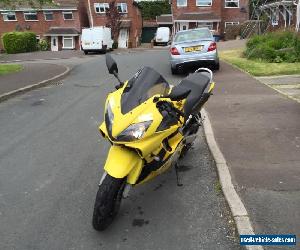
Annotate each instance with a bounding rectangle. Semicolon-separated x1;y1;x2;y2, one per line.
38;39;49;51
2;32;37;54
245;31;300;63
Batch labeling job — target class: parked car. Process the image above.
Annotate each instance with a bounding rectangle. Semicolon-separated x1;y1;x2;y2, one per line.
81;27;113;54
154;27;170;46
169;28;220;74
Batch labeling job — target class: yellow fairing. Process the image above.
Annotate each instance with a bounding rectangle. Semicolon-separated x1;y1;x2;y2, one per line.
104;145;143;184
137;132;184;185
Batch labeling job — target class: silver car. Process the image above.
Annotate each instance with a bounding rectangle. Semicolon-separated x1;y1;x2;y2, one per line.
169;28;220;74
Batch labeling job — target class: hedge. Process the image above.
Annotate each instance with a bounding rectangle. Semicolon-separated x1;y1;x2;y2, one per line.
2;32;38;54
245;31;300;63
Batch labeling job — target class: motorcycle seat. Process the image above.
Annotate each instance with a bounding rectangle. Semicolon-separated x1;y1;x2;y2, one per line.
177;73;210;119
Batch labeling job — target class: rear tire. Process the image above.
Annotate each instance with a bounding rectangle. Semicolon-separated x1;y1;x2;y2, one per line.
171;67;178;75
84;50;88;55
213;61;220;71
92;174;126;231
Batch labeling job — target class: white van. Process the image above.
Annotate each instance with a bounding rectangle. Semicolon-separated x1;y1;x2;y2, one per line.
154;27;170;46
81;27;113;54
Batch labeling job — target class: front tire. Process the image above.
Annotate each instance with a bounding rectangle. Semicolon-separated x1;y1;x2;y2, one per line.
92;174;125;231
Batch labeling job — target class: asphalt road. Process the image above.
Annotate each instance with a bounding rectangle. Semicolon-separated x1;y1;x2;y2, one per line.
0;51;242;250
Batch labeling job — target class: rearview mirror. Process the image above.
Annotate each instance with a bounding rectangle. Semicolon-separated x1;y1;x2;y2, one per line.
168;86;191;101
106;54;118;75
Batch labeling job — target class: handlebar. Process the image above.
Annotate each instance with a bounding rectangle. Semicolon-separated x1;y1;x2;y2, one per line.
157;101;184;122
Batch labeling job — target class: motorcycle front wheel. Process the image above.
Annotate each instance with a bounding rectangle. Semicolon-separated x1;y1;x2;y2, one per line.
92;174;126;231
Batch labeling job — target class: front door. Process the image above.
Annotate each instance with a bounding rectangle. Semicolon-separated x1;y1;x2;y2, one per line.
179;22;189;31
51;36;58;51
118;29;128;48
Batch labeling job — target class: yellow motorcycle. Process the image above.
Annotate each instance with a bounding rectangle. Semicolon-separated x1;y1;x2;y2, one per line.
92;55;215;231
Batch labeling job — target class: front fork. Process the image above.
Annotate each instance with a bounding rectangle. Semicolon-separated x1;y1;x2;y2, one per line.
99;171;132;198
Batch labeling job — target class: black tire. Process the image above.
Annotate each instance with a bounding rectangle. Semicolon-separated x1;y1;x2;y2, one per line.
101;47;107;54
92;174;126;231
213;61;220;71
84;50;88;55
171;67;178;75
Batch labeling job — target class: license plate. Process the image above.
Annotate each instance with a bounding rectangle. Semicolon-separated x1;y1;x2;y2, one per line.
85;42;90;45
157;38;162;41
184;46;203;52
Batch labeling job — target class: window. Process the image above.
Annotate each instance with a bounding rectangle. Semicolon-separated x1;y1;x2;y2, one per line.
63;11;73;20
94;3;109;13
225;21;239;28
177;0;187;7
24;11;38;21
63;36;74;49
198;22;214;30
225;0;239;8
271;10;279;26
117;3;128;13
2;11;17;21
44;11;53;21
196;0;212;6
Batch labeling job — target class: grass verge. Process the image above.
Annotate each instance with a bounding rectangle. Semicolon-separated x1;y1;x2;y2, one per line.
0;64;23;76
219;49;300;76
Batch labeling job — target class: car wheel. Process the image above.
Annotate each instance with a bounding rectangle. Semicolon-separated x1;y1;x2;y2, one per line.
213;62;220;71
84;50;88;55
171;67;178;75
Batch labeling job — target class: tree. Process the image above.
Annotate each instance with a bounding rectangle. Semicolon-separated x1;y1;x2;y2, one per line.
106;1;122;44
138;1;171;20
0;0;54;8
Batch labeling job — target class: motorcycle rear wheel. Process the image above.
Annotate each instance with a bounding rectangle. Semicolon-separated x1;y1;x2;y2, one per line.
92;174;126;231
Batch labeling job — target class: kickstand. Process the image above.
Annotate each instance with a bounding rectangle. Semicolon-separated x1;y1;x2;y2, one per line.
175;164;183;187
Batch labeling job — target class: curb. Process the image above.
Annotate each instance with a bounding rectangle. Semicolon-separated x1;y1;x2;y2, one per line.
255;74;300;79
0;65;70;103
0;56;84;64
254;77;300;104
201;109;263;250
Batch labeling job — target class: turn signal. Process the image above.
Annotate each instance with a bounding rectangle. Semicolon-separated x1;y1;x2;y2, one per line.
170;47;180;55
208;42;217;52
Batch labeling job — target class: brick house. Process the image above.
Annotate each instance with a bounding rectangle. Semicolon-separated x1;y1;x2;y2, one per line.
0;0;89;51
86;0;142;48
171;0;249;36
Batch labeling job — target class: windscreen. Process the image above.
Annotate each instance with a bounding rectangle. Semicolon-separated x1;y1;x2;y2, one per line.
174;29;212;43
121;67;170;114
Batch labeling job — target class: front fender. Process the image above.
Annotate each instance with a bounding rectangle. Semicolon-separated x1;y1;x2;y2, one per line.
104;145;143;185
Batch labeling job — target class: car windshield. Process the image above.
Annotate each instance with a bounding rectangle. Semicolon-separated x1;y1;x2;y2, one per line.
121;67;170;114
174;29;212;43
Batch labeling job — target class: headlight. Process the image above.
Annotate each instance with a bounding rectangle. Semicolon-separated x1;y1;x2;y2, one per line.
116;121;152;142
105;102;114;137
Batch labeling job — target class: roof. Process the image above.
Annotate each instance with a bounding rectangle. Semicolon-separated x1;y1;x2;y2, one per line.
156;14;172;24
44;27;80;36
175;12;221;22
0;0;79;10
143;20;158;27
